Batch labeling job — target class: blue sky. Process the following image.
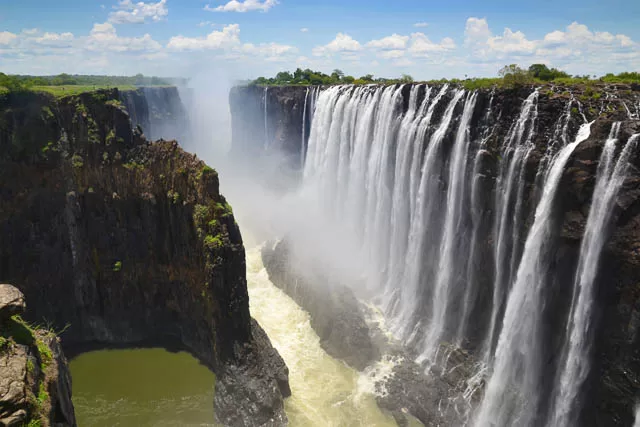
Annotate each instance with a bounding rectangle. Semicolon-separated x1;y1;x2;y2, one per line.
1;0;639;80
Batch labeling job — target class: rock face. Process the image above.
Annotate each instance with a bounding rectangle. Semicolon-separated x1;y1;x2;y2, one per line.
0;89;289;426
229;86;310;171
262;240;378;371
118;86;189;142
375;346;481;427
231;83;640;426
0;284;76;427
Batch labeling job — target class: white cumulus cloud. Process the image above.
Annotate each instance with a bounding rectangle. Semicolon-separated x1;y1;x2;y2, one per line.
35;32;75;46
409;32;456;56
463;17;640;75
167;24;241;50
414;22;429;28
367;34;409;50
108;0;168;24
0;31;17;45
166;23;296;62
86;22;161;52
379;49;405;59
312;33;362;56
204;0;278;13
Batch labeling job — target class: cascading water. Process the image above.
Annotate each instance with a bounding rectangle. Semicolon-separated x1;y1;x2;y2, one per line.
293;83;637;426
550;127;639;427
264;86;269;149
421;91;477;362
483;90;539;364
474;121;593;427
301;87;310;168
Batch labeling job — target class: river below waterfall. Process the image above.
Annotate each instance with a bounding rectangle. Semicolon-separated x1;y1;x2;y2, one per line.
246;244;401;427
70;348;216;426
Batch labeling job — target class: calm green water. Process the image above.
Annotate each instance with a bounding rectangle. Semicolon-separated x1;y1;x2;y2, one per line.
70;348;216;427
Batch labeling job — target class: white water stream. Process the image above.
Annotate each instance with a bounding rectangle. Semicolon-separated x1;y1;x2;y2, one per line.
245;242;401;427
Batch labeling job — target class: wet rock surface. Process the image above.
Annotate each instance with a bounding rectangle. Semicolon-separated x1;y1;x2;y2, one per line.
262;240;379;371
215;319;291;427
375;346;482;427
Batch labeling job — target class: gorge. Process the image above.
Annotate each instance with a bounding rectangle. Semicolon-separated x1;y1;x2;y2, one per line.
1;79;640;427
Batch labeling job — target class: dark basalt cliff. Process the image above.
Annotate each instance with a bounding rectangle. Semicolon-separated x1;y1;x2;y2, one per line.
231;83;640;426
119;86;189;142
0;88;290;426
230;86;310;170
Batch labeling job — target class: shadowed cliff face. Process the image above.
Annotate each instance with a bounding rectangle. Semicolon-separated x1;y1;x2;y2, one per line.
229;86;310;185
0;88;290;426
119;86;189;142
230;83;640;426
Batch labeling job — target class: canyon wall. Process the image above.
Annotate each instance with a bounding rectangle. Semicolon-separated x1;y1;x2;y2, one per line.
119;86;189;142
230;83;640;426
0;88;290;426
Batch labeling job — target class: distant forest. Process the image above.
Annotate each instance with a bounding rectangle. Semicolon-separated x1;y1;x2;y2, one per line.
248;65;640;89
0;73;181;92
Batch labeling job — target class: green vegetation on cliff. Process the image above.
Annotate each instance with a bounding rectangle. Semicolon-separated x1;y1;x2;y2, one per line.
0;72;181;98
248;64;640;89
0;315;55;426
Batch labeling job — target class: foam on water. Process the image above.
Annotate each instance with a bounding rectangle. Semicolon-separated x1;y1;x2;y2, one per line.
245;244;398;426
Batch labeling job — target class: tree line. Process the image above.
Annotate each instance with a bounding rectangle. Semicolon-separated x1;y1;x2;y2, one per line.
249;68;415;86
248;65;640;88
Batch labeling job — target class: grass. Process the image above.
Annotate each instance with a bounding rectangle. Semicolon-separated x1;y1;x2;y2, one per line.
31;85;137;97
2;315;36;346
204;234;223;250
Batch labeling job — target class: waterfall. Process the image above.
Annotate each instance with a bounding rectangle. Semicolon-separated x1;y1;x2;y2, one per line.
264;87;269;149
296;83;635;425
398;88;464;350
550;127;639;427
301;87;310;168
421;91;477;362
385;84;429;307
474;121;593;427
483;90;539;363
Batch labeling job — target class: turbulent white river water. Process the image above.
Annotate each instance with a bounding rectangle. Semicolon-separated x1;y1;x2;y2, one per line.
245;243;400;427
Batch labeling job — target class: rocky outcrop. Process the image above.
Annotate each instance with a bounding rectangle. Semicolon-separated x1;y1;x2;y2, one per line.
375;346;481;427
0;284;76;427
215;319;291;427
0;285;25;321
0;89;289;426
262;240;378;371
